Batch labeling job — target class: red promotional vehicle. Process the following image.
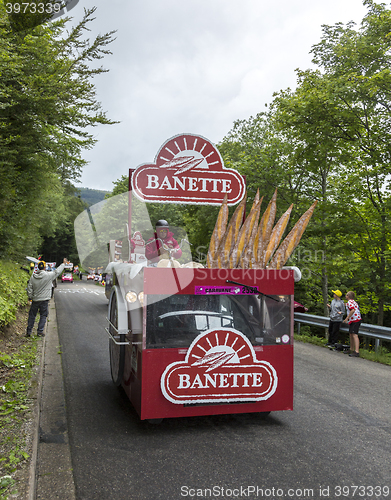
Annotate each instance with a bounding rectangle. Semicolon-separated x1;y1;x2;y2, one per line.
106;265;295;421
99;133;305;422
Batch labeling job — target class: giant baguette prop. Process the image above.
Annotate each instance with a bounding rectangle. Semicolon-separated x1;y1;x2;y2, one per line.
206;190;316;269
229;199;262;269
262;204;293;267
251;189;260;210
207;193;229;268
255;189;277;263
240;195;263;268
215;195;246;268
259;189;277;242
268;200;318;269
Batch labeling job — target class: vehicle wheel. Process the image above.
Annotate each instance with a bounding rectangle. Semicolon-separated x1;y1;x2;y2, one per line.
108;289;125;386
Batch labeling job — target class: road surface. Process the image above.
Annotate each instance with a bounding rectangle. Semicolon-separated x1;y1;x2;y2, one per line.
53;280;391;500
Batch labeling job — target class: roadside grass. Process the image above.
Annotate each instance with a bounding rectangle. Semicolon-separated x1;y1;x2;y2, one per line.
294;328;391;366
0;318;39;499
1;258;390;499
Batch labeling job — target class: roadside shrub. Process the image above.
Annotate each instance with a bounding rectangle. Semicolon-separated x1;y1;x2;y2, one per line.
0;262;29;327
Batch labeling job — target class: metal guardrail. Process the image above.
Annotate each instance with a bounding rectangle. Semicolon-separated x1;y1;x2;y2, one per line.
294;312;391;352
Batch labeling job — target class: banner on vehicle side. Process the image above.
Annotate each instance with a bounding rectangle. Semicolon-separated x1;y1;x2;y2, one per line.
160;328;278;404
195;285;259;295
131;133;246;206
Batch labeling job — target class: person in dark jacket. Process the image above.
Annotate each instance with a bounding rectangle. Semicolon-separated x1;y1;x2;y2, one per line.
26;258;68;337
145;220;182;263
327;289;345;346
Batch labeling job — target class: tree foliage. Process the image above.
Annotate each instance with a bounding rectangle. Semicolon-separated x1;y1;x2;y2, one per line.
0;2;116;260
0;260;29;326
219;0;391;324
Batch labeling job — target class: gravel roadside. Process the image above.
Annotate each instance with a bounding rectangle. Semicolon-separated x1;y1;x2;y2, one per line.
0;306;43;499
0;298;75;500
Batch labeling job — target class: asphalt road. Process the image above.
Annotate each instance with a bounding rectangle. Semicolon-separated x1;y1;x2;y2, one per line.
54;280;391;500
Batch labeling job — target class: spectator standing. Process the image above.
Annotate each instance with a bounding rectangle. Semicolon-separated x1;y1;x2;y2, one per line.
26;258;68;337
343;291;362;357
327;289;345;347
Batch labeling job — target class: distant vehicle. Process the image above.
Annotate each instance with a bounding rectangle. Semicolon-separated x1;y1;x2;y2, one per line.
61;273;73;283
87;274;95;281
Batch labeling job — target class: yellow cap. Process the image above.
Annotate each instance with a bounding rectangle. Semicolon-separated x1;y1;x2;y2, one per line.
332;289;342;297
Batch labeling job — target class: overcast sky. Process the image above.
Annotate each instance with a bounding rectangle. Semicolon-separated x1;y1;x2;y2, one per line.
70;0;368;191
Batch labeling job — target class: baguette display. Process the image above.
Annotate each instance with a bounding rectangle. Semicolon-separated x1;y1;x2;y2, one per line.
206;193;229;268
206;190;316;269
215;195;246;268
268;201;318;269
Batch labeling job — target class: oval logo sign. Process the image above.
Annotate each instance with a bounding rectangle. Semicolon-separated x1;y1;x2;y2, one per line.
131;133;246;206
161;328;278;404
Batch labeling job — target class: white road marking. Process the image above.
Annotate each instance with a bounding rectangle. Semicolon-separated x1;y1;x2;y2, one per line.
56;286;104;295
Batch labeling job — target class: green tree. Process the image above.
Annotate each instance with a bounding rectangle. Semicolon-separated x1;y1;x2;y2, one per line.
211;1;391;325
218;113;297;206
218;111;322;232
39;182;87;264
310;0;391;324
270;70;354;316
0;2;116;259
271;0;391;323
217;112;328;316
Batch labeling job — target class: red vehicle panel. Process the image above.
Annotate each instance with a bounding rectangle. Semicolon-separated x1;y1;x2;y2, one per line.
139;345;293;420
109;267;295;421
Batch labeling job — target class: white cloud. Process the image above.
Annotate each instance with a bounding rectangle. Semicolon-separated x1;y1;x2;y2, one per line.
70;0;368;190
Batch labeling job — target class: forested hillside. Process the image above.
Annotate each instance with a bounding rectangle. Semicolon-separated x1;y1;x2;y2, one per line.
78;188;111;208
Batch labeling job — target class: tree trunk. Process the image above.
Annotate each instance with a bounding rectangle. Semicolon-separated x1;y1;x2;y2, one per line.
322;259;329;338
321;170;329;334
377;208;387;326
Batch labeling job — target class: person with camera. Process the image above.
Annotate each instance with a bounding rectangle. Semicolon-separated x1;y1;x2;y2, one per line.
26;258;68;337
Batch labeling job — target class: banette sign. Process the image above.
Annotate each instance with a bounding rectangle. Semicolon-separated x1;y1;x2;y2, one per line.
131;133;246;206
160;328;278;404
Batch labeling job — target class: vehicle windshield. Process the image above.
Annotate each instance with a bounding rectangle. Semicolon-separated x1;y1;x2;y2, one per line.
146;293;291;348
